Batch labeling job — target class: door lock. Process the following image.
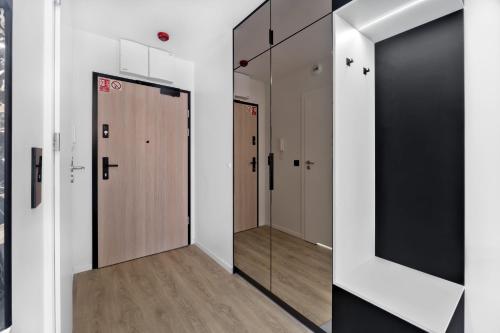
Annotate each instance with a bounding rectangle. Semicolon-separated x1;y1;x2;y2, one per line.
103;124;110;138
103;157;119;180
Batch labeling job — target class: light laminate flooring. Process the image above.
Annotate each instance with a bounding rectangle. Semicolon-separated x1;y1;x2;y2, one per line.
235;226;332;327
73;245;309;333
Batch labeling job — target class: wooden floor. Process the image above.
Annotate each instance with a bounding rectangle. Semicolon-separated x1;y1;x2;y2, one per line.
271;228;332;327
234;226;270;289
235;226;332;327
73;245;309;333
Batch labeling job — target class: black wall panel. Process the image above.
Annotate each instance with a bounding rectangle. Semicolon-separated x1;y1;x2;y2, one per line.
375;11;464;284
332;286;425;333
332;286;464;333
447;295;465;333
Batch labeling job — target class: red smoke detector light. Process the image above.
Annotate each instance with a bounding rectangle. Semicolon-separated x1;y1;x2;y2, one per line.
157;32;170;42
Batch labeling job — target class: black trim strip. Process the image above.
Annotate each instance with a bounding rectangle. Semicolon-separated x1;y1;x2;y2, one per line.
235;267;326;333
92;74;99;269
92;72;192;269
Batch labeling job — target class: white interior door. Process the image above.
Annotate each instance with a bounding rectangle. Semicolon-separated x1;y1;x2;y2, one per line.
303;87;333;246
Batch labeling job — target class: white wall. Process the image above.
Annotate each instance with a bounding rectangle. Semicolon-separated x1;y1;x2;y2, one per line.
333;15;375;281
194;31;234;272
69;28;195;273
12;0;55;331
56;0;75;331
464;0;500;332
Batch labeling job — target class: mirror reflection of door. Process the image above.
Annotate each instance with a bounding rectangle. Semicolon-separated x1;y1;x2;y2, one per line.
233;46;271;290
303;87;333;247
234;101;258;234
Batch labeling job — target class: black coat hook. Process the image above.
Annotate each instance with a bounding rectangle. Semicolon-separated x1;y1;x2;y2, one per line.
346;58;354;67
363;67;370;75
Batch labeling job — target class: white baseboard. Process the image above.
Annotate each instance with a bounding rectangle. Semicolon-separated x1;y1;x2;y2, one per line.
71;246;233;275
73;263;93;274
272;224;304;239
194;242;233;274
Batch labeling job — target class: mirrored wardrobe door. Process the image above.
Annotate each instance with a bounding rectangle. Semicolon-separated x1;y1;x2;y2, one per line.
270;13;333;328
234;1;270;70
271;0;332;46
233;48;271;290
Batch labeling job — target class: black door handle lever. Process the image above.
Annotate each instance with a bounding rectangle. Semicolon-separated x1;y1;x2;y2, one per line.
250;157;257;172
103;157;119;180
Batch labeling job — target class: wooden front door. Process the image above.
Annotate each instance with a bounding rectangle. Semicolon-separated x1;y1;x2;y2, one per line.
234;101;258;233
95;75;189;268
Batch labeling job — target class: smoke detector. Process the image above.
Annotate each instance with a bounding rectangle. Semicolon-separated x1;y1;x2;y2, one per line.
157;32;170;42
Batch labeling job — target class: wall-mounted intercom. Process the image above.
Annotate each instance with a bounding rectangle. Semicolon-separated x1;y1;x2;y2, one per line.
31;147;42;209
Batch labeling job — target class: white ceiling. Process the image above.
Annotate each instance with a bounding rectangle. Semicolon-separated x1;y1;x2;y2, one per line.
70;0;266;61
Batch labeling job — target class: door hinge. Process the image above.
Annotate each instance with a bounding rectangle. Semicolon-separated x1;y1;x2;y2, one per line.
54;0;62;6
53;132;61;152
187;128;190;137
269;29;274;45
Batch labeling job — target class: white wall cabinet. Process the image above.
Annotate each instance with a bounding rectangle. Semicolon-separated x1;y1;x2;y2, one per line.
149;47;176;83
120;40;192;85
120;39;149;77
234;72;251;100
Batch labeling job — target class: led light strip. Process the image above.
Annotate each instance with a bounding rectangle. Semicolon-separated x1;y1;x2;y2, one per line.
359;0;429;31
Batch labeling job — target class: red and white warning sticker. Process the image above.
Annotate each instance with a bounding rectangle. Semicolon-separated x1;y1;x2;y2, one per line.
111;80;122;91
248;106;257;116
98;78;110;92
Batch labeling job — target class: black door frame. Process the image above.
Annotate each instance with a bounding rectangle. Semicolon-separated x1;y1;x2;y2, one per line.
91;72;191;269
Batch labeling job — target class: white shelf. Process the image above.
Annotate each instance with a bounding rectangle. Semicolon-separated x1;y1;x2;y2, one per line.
335;257;464;333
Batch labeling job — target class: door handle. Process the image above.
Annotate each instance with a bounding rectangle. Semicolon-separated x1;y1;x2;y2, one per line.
268;153;274;190
250;157;257;172
103;157;119;180
305;160;315;165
